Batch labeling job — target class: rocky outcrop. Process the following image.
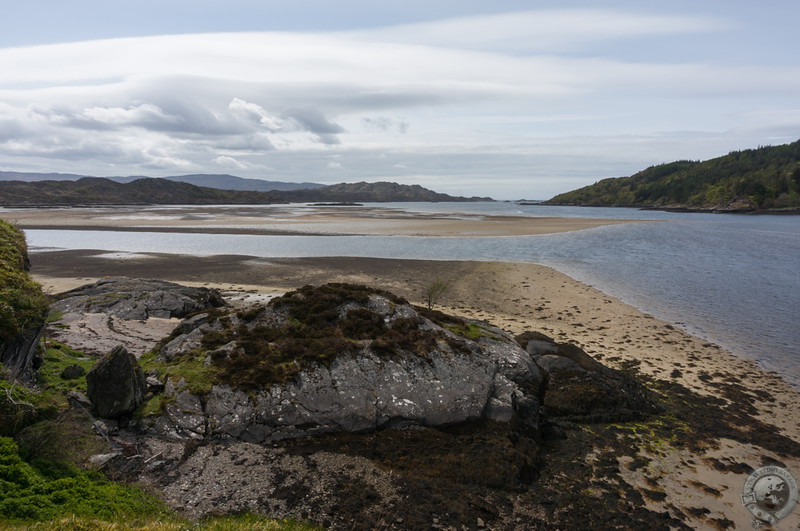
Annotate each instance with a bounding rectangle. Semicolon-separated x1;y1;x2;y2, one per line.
142;285;663;443
144;285;545;442
48;277;226;356
90;283;668;530
517;331;661;422
86;345;147;418
52;277;226;320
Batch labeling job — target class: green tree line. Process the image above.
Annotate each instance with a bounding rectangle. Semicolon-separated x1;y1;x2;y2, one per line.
547;139;800;210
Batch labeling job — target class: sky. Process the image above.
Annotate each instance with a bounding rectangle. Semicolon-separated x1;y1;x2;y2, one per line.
1;1;799;200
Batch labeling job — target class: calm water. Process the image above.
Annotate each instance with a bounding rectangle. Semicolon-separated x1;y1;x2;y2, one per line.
22;203;800;386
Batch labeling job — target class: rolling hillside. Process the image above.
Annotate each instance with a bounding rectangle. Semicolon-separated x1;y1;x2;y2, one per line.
546;140;800;212
0;177;487;205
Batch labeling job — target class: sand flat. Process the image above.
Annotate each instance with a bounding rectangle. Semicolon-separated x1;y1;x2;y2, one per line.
5;204;648;237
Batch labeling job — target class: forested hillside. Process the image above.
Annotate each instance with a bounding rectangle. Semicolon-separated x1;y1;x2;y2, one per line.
546;140;800;211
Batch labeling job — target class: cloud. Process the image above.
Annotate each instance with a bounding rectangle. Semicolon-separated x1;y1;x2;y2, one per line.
281;108;345;145
349;8;732;54
362;117;409;134
214;155;247;170
228;97;282;132
0;7;796;198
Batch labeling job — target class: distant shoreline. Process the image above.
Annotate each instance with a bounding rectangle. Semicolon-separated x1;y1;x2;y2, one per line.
534;202;800;215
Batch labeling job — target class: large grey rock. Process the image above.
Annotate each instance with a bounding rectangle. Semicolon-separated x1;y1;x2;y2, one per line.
146;286;657;444
86;345;147;418
185;348;502;442
146;288;546;442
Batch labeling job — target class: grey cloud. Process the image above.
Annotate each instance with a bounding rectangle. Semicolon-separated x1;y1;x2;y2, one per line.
3;136;129;162
0;119;28;141
361;117;409;134
214;133;276;152
281;108;345;145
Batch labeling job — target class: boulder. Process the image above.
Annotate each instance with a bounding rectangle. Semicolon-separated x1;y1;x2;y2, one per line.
145;284;546;442
201;350;499;442
60;364;85;380
86;345;147;418
516;333;661;422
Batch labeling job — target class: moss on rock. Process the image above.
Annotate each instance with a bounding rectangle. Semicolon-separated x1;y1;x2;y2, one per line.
0;218;48;340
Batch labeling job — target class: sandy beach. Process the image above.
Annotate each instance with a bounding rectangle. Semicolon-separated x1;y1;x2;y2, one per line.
18;206;800;528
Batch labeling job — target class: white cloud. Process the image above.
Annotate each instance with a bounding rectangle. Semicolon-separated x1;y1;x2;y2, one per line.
0;7;797;199
350;9;732;54
214;155;247;170
228;98;282;131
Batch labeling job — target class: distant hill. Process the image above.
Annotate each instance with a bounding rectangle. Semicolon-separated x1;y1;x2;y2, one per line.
545;140;800;212
282;181;489;202
0;171;322;192
0;177;488;206
0;177;282;205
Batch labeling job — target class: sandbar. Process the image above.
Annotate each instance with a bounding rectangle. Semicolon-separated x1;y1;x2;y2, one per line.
3;204;648;237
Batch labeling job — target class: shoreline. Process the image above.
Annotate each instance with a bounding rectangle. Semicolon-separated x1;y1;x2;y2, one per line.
29;250;797;394
28;250;800;527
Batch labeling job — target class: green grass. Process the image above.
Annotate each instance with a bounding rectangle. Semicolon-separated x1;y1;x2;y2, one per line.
0;436;169;522
0;378;58;438
138;349;219;397
36;342;97;401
